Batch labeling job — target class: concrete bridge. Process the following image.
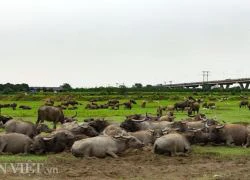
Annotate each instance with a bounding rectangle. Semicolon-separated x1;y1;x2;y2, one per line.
164;78;250;90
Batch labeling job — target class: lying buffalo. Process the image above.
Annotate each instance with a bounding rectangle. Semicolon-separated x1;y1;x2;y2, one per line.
120;119;174;132
71;135;144;158
129;128;166;146
0;115;12;125
0;133;33;154
31;130;75;154
61;121;99;137
19;105;32;110
86;119;110;133
153;133;191;156
206;124;250;146
36;106;65;129
5;119;37;138
103;124;128;137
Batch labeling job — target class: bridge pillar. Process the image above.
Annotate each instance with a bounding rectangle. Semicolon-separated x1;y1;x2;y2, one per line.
239;83;244;89
226;84;231;89
238;83;249;90
220;84;225;89
201;84;212;91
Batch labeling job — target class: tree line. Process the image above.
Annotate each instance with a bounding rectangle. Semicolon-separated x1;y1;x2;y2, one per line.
0;82;246;95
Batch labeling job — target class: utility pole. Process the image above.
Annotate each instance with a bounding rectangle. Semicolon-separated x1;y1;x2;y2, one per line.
202;71;210;83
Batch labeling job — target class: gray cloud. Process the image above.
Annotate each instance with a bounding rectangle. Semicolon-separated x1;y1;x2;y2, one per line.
0;0;249;87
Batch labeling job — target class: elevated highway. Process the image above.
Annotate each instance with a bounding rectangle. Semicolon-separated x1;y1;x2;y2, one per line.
164;78;250;90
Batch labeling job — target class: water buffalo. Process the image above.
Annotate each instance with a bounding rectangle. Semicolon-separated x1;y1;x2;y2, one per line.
19;105;32;110
141;101;146;108
153;133;191;156
44;99;54;106
174;100;189;112
159;112;175;122
0;133;33;154
129;128;165;146
5;119;37;138
188;102;200;115
86;119;110;133
71;135;144;158
184;129;210;145
108;99;120;106
120;119;174;132
103;124;128;137
206;124;250;146
36;106;65;129
240;100;249;108
31;130;75;154
61;100;79;107
59;121;99;137
85;103;99;109
0;115;12;125
36;123;53;134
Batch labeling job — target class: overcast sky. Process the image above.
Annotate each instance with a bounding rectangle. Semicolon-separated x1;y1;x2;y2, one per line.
0;0;249;87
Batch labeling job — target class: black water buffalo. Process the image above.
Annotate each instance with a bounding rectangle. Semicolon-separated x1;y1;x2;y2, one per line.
107;99;120;106
0;115;12;125
61;100;79;107
86;119;110;133
36;106;64;129
120;119;174;132
19;105;32;110
174;100;189;112
240;100;249;108
31;130;75;154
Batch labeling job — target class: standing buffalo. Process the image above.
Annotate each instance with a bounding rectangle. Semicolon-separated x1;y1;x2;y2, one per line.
141;101;147;108
36;106;65;129
71;135;144;158
174;100;189;112
240;100;249;108
153;133;191;156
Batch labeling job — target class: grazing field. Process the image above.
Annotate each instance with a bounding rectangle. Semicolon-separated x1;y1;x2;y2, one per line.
0;97;250;179
1;99;250;123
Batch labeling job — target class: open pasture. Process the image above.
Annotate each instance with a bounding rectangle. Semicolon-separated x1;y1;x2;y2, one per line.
0;97;250;179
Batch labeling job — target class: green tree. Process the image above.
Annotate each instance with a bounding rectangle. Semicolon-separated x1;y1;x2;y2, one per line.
61;83;72;91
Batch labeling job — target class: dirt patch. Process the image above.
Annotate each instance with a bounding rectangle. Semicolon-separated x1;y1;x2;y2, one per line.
1;150;250;180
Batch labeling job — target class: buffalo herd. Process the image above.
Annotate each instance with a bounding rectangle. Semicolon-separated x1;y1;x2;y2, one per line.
0;98;249;158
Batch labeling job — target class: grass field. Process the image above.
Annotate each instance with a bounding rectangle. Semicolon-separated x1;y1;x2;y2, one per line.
1;99;249;123
0;99;250;162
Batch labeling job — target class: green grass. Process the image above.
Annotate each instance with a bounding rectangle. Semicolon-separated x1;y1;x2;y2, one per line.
193;145;250;157
1;100;249;124
0;99;250;161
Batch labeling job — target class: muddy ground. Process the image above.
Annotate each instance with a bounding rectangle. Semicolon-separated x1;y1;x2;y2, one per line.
1;150;250;180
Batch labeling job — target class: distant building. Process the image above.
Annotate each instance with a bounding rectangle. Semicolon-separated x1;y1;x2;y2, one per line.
29;87;63;93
